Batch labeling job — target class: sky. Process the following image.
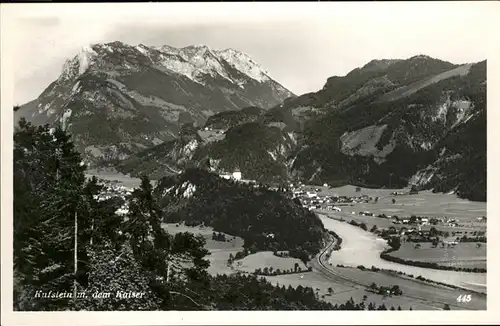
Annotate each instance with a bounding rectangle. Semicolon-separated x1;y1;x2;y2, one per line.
5;2;497;105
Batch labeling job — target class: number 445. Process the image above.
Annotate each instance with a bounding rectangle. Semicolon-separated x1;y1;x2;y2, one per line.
457;294;472;303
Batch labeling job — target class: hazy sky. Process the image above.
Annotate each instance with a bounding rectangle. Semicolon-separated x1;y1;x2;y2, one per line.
5;2;497;104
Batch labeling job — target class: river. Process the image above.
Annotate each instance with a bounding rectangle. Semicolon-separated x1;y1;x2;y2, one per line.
319;214;486;294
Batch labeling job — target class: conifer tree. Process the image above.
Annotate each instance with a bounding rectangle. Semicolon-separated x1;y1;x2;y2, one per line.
14;119;87;310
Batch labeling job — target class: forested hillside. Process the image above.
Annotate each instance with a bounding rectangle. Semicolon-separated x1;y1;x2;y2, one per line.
289;60;486;201
13;117;351;311
154;168;328;262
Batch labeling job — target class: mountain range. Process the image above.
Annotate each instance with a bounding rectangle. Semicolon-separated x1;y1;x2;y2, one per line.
15;41;294;166
15;43;486;201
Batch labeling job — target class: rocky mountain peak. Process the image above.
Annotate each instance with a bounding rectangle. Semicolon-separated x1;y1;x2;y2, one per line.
15;41;294;168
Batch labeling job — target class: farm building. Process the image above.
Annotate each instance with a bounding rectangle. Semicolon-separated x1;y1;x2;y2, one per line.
232;169;242;181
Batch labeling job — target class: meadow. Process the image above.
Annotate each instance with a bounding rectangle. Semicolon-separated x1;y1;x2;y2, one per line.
326;266;486;310
197;130;226;143
263;272;439;310
233;251;308;274
311;185;486;223
388;242;486;270
162;223;244;275
86;169;149;188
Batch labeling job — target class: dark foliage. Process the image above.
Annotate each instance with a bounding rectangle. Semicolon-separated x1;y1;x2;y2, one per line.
155;168;327;260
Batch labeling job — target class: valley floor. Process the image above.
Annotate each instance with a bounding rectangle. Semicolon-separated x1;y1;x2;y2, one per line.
89;171;487;310
163;219;486;310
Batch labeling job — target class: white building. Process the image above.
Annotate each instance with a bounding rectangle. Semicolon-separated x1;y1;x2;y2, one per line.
306;192;318;198
232;169;242;181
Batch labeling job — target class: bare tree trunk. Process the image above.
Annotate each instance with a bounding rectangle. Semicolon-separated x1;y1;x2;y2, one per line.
166;260;170;284
90;218;94;246
73;211;78;309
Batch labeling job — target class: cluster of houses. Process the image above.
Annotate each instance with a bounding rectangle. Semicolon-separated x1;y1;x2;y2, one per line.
92;180;133;216
203;126;225;134
218;169;274;189
290;185;374;211
390;188;419;196
350;209;470;229
219;169;242;181
390;184;420;196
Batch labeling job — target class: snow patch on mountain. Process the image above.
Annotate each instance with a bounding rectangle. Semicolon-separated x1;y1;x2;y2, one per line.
216;48;271;83
100;44;114;53
60;45;98;80
151;44;271;85
77;45;97;75
135;44;152;61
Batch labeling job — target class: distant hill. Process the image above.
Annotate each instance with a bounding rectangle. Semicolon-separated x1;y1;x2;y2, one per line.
203;106;264;130
118;120;297;185
285;58;486;201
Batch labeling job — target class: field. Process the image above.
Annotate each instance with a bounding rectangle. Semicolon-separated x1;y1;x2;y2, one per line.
162;223;244;275
388;242;487;269
308;184;486;223
197;130;226;143
321;267;486;310
159;221;480;309
86;169;150;188
263;267;444;310
233;251;307;274
263;272;439;310
317;209;486;235
262;261;486;310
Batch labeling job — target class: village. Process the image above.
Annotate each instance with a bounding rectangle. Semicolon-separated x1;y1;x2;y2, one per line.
92;179;132;216
288;182;487;246
90;172;487;248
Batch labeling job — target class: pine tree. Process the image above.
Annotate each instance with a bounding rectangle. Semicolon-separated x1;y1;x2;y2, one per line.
75;242;162;311
124;176;210;310
14;119;88;310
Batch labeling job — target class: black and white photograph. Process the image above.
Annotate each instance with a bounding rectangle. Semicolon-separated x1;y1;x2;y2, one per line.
1;1;499;324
